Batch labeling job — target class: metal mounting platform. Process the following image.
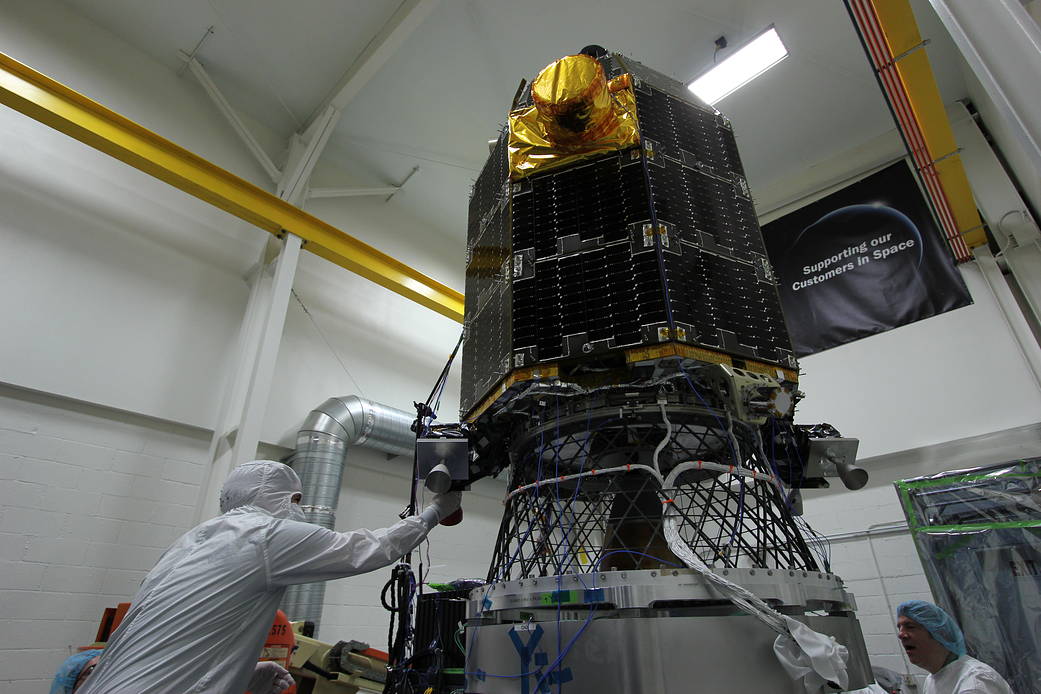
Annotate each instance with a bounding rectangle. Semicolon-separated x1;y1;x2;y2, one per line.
464;569;872;694
471;567;856;614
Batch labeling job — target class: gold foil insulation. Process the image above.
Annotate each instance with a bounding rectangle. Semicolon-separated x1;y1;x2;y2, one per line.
532;54;614;144
509;55;639;178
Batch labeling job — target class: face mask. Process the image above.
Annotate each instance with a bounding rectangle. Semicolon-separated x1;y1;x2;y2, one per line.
285;503;307;523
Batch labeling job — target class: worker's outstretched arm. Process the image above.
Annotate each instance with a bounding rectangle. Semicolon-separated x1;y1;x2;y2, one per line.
265;491;460;587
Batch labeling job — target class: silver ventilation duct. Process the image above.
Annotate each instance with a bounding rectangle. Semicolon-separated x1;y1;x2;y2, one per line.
281;395;415;630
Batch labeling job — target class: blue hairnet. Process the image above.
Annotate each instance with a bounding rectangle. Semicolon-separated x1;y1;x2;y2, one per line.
49;649;103;694
897;600;966;657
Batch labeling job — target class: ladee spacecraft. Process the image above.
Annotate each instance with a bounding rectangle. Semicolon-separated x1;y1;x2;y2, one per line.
455;47;873;693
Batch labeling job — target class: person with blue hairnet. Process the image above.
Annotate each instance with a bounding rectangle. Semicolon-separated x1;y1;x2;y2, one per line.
76;460;461;694
49;649;103;693
896;600;1013;693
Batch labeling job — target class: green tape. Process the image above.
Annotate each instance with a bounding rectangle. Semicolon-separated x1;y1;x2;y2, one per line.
540;590;576;605
917;520;1041;533
897;465;1041;531
895;462;1041;598
894;482;921;531
898;470;1038;490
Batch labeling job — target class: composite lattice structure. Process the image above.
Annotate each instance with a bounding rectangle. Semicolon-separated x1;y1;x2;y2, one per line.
485;382;821;582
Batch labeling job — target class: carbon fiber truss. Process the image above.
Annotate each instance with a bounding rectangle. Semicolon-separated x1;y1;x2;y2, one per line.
486;381;821;582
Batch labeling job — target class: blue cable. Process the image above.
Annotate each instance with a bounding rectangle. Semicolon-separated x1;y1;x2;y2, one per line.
470;424;550;677
548;402;596;692
469;406;610;689
470;397;703;689
538;405;684;691
553;396;564;575
549;399;566;690
532;605;597;693
467;670;543;679
552;398;563;694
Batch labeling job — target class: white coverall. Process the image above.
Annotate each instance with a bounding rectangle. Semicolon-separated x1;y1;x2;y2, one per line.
78;460;455;694
923;655;1014;694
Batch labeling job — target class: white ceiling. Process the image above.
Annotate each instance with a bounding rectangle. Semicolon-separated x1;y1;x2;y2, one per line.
58;0;970;260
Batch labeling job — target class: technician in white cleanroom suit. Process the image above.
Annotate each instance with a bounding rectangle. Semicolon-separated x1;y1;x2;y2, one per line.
78;460;461;694
897;600;1014;694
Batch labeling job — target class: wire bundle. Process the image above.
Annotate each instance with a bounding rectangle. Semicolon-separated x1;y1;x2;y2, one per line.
383;329;464;694
382;563;418;694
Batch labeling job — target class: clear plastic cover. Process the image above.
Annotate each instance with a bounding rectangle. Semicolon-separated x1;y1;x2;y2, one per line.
896;457;1041;694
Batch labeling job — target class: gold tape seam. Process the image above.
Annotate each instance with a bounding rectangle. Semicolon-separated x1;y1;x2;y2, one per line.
465;345;799;421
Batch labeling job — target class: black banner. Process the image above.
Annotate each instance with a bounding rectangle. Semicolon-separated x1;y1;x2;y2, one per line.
762;161;972;356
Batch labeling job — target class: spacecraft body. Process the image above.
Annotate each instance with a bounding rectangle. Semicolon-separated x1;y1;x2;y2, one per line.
459;49;871;693
461;52;795;419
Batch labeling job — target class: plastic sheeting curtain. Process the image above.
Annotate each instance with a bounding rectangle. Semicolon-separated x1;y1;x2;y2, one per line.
896;457;1041;694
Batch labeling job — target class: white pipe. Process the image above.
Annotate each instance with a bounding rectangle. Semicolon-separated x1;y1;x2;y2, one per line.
819;520;920;687
821;522;908;544
865;522;918;682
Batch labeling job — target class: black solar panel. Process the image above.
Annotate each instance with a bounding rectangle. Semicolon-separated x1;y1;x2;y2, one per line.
461;60;795;415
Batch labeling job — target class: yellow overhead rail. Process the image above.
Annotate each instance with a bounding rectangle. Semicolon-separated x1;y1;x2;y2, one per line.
0;52;465;323
846;0;986;262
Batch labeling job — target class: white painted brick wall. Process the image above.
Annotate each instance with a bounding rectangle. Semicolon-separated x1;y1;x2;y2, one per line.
0;387;506;692
802;487;932;690
0;388;210;694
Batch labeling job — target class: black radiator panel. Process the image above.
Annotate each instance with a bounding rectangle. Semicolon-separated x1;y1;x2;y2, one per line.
461;56;794;415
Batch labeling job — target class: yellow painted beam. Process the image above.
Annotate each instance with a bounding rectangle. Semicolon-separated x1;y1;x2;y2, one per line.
869;0;987;250
0;52;465;322
873;0;922;55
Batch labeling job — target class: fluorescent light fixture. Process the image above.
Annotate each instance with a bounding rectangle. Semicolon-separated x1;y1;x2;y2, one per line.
688;26;788;105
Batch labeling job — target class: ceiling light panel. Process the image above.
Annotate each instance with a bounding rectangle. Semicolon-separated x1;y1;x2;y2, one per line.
688;26;789;105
